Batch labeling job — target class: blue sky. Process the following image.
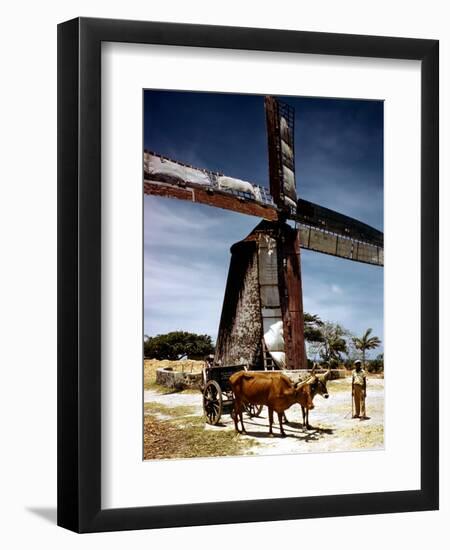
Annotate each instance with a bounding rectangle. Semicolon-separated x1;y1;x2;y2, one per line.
143;91;384;356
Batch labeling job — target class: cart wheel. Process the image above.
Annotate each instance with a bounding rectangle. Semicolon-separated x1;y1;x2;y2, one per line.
244;403;263;418
203;380;222;425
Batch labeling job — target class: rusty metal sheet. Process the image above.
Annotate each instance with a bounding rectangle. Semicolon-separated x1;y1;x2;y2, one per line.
258;231;284;358
258;240;279;286
261;307;282;318
260;286;280;307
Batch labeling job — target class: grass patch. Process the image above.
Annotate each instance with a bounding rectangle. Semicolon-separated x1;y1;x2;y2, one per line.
144;360;161;390
143;398;257;459
145;381;202;395
145;381;178;394
144;414;257;459
144;401;196;417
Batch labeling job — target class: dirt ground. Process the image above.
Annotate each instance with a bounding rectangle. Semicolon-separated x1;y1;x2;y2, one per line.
143;367;384;459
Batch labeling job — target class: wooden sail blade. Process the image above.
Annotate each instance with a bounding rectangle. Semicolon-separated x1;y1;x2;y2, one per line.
298;224;383;266
265;96;298;214
144;151;278;221
296;198;383;247
295;199;384;266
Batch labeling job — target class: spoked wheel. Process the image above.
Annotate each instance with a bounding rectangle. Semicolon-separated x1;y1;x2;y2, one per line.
244;403;263;418
203;380;223;425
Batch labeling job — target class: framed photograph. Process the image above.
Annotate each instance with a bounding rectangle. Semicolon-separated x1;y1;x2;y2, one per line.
57;17;439;533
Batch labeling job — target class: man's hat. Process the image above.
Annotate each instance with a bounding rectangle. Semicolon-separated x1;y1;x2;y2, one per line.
354;360;362;365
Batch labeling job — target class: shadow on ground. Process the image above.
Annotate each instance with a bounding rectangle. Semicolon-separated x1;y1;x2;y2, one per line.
237;418;334;441
26;507;57;525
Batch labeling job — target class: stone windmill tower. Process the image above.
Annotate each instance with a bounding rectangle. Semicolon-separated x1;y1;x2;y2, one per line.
214;219;304;370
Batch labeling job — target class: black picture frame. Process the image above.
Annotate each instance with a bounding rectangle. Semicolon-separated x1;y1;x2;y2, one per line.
57;17;439;533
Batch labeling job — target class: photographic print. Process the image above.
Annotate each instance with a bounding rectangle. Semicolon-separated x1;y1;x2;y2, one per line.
143;90;384;461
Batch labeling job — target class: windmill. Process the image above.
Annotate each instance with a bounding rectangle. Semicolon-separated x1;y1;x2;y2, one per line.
144;96;383;371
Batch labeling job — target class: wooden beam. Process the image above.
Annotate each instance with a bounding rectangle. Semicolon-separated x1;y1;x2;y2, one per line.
278;225;307;369
144;180;279;221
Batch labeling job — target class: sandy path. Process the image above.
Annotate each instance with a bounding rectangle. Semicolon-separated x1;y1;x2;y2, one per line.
144;378;384;455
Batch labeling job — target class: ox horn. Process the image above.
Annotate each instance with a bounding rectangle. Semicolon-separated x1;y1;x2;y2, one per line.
318;369;331;381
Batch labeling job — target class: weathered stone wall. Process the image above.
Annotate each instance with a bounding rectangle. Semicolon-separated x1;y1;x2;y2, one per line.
215;242;263;367
227;251;261;365
156;367;203;390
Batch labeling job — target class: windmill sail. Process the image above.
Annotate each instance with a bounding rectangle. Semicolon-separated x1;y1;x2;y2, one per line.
144;151;384;266
265;96;298;212
295;199;383;266
144;151;278;221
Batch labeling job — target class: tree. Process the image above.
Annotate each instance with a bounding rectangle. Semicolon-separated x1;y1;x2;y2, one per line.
304;316;352;365
309;321;350;363
317;322;349;365
304;313;325;362
368;352;384;373
304;313;324;343
144;331;214;360
352;328;382;367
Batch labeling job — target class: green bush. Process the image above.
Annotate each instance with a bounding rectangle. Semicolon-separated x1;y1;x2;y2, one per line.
367;354;384;373
144;331;214;360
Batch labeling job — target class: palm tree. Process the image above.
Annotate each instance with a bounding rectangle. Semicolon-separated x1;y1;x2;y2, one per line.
352;328;381;367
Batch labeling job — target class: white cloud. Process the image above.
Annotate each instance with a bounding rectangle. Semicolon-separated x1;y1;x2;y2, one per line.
144;195;256;339
331;284;343;295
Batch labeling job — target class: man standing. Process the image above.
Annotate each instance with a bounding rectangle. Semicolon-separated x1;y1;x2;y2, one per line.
352;360;368;420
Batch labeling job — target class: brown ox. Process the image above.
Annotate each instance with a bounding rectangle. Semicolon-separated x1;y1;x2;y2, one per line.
300;366;331;429
229;371;314;437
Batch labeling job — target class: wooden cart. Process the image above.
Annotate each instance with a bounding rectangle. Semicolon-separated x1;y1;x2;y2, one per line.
202;364;263;425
